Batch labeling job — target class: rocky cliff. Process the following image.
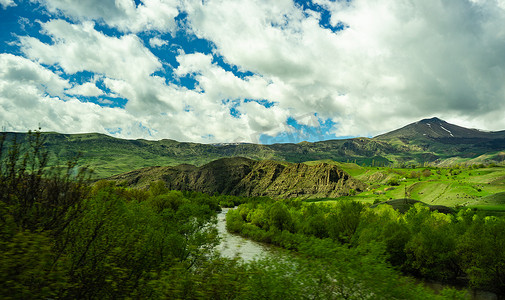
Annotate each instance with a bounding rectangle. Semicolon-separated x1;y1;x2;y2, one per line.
108;157;365;199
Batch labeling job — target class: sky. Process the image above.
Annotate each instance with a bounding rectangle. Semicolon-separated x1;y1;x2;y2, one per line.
1;0;505;144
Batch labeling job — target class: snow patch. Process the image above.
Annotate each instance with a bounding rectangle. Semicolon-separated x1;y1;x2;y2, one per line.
440;126;454;137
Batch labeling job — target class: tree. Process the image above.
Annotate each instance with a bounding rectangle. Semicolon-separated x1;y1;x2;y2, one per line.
326;201;365;244
457;215;505;293
267;202;293;232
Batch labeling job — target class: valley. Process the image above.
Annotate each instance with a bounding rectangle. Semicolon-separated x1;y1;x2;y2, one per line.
1;118;505;298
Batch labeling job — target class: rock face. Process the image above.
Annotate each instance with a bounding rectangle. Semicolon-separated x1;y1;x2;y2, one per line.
108;157;365;199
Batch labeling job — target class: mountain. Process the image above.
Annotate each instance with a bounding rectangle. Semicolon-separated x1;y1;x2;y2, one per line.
2;117;504;178
375;117;505;141
374;117;505;160
0;131;407;178
107;157;366;199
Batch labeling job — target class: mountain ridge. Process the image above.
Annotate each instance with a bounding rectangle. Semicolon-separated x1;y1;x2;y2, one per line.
2;117;504;178
107;157;366;199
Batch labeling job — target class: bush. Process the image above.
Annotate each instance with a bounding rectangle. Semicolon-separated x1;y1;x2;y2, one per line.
387;177;400;186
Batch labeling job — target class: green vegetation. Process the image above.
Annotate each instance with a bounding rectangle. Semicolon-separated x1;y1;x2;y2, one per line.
107;157;364;199
4;117;505;179
312;162;505;213
1;131;458;299
227;198;505;295
2;129;504;298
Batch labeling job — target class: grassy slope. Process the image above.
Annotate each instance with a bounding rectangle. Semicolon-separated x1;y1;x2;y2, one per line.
41;133;272;178
307;162;505;212
5;130;505;179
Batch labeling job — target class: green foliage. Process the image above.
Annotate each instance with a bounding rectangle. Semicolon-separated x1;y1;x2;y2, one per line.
0;131;222;298
0;131;502;298
387;177;400;186
403;205;460;280
0;226;69;299
457;215;505;293
227;197;505;295
267;201;293;232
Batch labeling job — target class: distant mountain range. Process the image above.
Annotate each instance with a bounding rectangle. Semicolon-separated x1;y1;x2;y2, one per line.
2;117;505;178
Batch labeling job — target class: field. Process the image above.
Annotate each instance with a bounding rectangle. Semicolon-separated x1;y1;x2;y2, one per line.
305;161;505;213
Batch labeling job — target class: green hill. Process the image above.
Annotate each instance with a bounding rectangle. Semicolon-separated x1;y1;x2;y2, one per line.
311;163;505;212
107;157;366;199
0;132;407;178
2;117;505;178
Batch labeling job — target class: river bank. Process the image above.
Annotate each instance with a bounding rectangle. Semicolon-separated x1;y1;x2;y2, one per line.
215;207;278;261
215;207;501;299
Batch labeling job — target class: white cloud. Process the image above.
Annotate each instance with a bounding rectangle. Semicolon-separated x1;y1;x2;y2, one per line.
181;0;505;137
0;53;69;97
149;37;168;48
0;53;133;134
18;19;179;116
174;52;292;138
1;50;272;143
11;19;290;143
19;20;162;80
175;52;280;100
239;101;290;138
34;0;180;33
0;0;15;9
6;0;505;143
66;81;104;97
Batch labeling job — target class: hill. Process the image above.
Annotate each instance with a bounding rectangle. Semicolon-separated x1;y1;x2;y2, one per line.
0;131;410;178
2;117;505;178
374;117;505;160
375;117;505;140
107;157;366;199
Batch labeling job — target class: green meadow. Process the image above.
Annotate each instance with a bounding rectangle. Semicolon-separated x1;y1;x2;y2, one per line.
305;160;505;213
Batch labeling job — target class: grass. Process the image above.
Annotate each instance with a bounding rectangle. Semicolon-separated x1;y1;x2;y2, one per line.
303;163;505;211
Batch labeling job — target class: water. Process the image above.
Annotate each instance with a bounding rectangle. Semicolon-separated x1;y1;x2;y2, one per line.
215;207;273;261
214;208;500;299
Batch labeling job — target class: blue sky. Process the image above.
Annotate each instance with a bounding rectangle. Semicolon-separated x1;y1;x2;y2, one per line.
1;0;505;143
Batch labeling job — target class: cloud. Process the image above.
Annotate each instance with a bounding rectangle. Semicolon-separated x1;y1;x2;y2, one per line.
0;53;133;133
149;37;168;48
0;53;69;97
33;0;180;33
17;19;179;114
174;52;292;138
19;20;162;80
184;0;505;136
10;20;289;143
0;0;15;9
66;81;104;97
5;0;505;143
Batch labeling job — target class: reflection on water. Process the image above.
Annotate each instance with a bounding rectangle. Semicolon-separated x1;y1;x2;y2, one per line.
215;207;272;261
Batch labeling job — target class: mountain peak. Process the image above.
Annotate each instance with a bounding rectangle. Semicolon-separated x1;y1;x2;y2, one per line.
419;117;445;124
375;117;504;141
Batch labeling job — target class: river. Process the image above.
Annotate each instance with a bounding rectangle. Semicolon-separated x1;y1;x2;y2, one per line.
214;207;499;299
215;207;275;261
